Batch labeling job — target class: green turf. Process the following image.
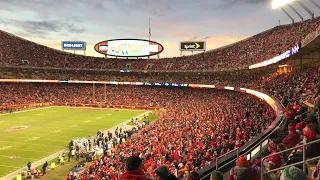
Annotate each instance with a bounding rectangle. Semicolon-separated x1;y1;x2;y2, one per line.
0;106;148;177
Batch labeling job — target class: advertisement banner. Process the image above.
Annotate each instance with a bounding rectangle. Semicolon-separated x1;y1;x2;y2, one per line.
61;41;86;50
249;43;301;69
180;41;206;51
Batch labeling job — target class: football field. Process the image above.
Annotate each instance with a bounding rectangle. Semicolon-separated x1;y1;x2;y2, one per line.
0;106;148;177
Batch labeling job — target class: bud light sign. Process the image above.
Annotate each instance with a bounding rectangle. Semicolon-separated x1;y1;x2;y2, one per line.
61;41;86;50
249;43;301;69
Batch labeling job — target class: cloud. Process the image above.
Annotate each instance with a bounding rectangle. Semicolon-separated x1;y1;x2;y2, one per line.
202;36;211;40
167;28;196;38
188;36;199;40
0;18;87;36
205;35;248;49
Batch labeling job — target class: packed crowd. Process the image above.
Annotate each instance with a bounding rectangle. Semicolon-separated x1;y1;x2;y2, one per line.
0;83;275;179
0;17;319;71
223;66;320;180
0;66;274;88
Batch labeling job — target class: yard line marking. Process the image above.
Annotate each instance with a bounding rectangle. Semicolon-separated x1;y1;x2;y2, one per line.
25;128;91;135
0;140;62;147
0;155;38;161
4;148;52;154
50;130;61;133
25;137;40;141
0;164;22;169
3;131;79;138
0;146;12;150
0;135;68;143
0;106;55;116
69;106;147;112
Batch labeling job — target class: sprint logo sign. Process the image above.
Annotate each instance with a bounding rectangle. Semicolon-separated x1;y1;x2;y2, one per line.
180;41;205;51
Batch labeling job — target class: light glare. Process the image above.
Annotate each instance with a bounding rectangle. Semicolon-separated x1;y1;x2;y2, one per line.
272;0;296;9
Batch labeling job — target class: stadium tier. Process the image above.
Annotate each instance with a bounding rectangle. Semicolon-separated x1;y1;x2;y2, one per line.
0;84;275;179
0;13;320;180
0;17;319;71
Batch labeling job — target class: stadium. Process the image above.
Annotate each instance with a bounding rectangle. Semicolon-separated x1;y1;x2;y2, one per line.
0;0;320;180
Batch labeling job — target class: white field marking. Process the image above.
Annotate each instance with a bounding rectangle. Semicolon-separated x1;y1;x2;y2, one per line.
83;120;91;123
68;106;147;112
50;130;61;133
35;113;43;115
25;137;40;141
0;135;68;143
4;148;51;154
30;128;90;135
5;131;82;138
0;106;55;116
0;140;62;147
0;164;21;169
0;155;38;161
0;146;12;150
27;125;95;132
70;124;78;127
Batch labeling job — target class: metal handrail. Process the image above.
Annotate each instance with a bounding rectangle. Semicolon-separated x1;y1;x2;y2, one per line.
200;148;239;179
214;148;240;170
260;138;320;179
263;156;320;174
199;123;283;180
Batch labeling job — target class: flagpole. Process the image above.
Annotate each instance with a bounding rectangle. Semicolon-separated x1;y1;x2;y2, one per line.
149;18;151;41
148;17;151;59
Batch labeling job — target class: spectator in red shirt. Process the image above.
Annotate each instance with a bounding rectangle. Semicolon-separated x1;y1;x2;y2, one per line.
120;156;146;180
282;125;299;149
263;141;282;170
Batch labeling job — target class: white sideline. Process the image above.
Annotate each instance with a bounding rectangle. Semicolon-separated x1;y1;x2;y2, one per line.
0;106;54;116
0;110;152;180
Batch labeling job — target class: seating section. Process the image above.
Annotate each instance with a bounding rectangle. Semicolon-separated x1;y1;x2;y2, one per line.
227;66;320;180
0;17;319;71
0;83;275;179
1;15;320;180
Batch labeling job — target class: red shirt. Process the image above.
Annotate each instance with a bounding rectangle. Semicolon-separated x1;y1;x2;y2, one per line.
266;150;282;169
282;132;299;149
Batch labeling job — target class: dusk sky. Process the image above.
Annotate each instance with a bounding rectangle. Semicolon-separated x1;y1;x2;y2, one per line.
0;0;319;58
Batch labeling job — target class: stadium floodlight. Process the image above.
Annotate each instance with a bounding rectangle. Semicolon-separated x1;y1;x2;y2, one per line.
272;0;297;9
287;4;304;21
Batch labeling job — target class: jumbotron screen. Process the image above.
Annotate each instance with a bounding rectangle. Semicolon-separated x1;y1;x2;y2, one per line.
94;39;164;57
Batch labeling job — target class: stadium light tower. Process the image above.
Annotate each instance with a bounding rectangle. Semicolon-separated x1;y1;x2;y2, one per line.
280;7;295;23
295;1;314;18
308;0;320;10
287;4;304;21
272;0;315;23
272;0;297;23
